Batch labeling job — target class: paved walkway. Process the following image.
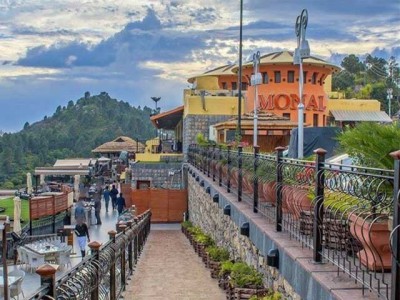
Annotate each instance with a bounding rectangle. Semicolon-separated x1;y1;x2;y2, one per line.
125;229;226;300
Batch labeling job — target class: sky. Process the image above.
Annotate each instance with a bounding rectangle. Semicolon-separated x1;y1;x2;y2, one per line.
0;0;399;132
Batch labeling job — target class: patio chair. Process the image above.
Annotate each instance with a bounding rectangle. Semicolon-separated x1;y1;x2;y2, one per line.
25;249;45;272
56;248;72;270
18;247;29;271
8;269;25;300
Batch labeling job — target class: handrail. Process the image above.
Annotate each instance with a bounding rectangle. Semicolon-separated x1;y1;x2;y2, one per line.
188;144;399;300
27;210;152;300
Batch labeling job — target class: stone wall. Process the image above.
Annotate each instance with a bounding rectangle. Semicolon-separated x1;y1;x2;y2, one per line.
188;173;301;300
131;162;183;189
182;114;231;156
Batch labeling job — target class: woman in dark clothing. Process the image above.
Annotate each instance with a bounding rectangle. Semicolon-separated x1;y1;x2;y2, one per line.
109;185;118;210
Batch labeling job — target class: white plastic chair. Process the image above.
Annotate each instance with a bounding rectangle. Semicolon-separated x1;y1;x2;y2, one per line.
56;248;72;269
25;249;45;272
8;269;25;300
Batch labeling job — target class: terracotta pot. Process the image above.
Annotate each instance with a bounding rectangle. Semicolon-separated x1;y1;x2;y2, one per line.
262;181;277;205
242;172;254;195
349;213;391;271
230;169;239;188
291;186;313;219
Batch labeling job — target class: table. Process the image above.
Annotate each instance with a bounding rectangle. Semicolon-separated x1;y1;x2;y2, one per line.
25;242;61;255
0;275;22;299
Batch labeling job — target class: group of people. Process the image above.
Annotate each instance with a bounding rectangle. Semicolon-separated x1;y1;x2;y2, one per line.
74;183;126;259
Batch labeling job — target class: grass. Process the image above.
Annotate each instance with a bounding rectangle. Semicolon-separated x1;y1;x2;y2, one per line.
0;197;30;222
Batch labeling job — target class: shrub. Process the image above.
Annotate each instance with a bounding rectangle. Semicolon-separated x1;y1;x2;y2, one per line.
194;233;214;246
206;246;230;262
181;220;193;228
219;260;234;277
230;262;264;288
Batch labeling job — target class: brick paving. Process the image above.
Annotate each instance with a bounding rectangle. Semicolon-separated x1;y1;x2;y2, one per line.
125;230;226;300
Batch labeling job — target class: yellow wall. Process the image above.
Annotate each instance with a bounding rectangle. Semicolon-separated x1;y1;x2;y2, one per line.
327;99;381;111
195;76;220;90
184;95;244;116
136;153;183;162
323;75;333;93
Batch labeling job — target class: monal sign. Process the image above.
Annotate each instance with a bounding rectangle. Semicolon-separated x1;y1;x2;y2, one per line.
258;94;326;111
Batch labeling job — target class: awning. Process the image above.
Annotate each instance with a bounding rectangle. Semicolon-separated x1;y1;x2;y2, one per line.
150;106;184;130
330;110;392;122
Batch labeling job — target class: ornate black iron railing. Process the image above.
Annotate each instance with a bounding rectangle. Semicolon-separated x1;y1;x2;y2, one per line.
27;210;151;300
188;144;400;300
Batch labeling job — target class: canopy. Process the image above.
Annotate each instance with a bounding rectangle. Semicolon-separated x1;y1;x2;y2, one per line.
330;110;392;123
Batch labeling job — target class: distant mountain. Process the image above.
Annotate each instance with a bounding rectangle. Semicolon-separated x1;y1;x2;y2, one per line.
0;92;155;188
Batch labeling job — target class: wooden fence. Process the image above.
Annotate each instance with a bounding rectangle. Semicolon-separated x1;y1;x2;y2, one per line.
131;189;187;222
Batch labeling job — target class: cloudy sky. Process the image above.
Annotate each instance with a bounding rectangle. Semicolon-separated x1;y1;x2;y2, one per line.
0;0;398;132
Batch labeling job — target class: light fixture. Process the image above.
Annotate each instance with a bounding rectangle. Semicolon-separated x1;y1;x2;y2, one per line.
240;222;249;237
267;249;279;269
213;194;219;203
223;205;231;216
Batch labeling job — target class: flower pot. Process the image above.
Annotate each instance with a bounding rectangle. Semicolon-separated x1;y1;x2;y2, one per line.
349;213;391;271
242;172;254;195
388;216;393;232
233;287;268;300
207;259;221;279
291;186;313;220
262;181;277;205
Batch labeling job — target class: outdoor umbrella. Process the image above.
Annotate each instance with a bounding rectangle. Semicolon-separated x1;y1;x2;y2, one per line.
26;172;33;194
13;194;21;234
40;174;45;185
74;175;80;200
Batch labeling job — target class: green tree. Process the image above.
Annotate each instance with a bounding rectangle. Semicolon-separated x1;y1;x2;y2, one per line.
341;54;365;74
338;122;400;169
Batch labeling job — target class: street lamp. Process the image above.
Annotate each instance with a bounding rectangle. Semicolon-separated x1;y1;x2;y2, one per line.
251;51;261;147
237;0;244;140
293;9;310;159
387;88;393;118
151;97;161;114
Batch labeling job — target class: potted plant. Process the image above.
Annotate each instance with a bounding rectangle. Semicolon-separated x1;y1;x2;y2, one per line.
218;260;234;290
205;246;230;278
228;262;267;300
181;220;193;236
193;232;214;261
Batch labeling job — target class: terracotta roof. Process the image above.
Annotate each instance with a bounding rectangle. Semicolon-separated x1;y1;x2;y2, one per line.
238;51;341;72
92;136;145;153
214;110;304;130
187;64;237;83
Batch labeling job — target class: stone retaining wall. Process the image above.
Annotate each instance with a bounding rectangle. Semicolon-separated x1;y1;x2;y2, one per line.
188;172;301;300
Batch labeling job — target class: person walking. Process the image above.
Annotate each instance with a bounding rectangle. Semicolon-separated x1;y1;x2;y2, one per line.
103;186;110;212
94;196;102;225
74;219;90;259
110;185;118;211
74;198;86;223
116;193;126;215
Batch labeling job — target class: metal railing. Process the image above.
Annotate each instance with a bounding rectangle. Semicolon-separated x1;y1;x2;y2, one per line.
27;210;152;300
188;144;400;300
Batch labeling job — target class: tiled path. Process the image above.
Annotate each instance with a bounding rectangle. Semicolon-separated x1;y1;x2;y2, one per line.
125;229;226;300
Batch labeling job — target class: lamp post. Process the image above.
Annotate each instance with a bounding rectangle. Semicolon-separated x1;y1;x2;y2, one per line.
151;97;161;115
237;0;243;140
251;51;261;147
293;9;310;159
387;88;393;118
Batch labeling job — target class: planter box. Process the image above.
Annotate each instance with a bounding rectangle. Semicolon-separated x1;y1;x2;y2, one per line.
208;260;221;279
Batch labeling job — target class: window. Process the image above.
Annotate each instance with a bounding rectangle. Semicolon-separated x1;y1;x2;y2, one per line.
287;71;295;83
313;114;319;126
283;113;291;119
231;82;237;90
303;114;306;123
303;71;307;83
274;71;281;83
242;82;248;91
311;72;318;84
222;82;227;89
262;72;269;84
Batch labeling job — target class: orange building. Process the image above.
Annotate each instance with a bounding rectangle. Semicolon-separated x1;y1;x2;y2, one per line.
237;51;340;127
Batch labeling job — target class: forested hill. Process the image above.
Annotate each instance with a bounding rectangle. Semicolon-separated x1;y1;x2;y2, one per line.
0;92;155;188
